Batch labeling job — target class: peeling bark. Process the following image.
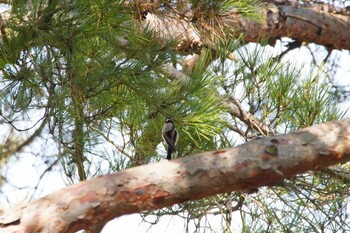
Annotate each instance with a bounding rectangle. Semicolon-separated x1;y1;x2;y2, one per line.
1;119;350;233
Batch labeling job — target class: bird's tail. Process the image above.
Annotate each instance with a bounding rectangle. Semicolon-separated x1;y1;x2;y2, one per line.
167;147;174;160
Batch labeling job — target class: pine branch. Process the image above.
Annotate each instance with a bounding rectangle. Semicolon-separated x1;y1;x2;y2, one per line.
222;96;275;136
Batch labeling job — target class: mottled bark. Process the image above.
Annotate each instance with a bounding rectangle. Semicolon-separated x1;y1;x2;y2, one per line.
1;119;350;233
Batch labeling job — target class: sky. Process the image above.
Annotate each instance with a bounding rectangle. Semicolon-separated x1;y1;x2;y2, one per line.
0;2;350;233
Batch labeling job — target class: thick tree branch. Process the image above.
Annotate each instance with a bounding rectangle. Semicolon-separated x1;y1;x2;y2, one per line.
1;119;350;233
136;3;350;51
233;4;350;50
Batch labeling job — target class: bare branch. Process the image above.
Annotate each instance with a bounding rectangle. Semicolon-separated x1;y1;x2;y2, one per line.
221;96;275;136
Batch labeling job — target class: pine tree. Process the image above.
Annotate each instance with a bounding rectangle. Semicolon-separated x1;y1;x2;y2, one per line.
0;1;349;232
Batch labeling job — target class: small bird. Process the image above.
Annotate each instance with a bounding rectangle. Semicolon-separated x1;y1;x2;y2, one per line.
162;118;179;160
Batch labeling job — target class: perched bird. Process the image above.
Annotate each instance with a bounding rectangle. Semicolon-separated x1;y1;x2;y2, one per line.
162;118;179;160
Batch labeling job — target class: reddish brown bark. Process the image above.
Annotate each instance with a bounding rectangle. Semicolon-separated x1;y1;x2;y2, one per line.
1;119;350;233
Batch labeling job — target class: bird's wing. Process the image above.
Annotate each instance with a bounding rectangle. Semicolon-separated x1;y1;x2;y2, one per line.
163;131;176;148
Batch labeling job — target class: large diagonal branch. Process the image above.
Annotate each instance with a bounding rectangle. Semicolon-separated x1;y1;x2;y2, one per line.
1;119;350;233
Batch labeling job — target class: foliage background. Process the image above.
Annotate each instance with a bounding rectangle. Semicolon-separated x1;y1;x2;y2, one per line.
0;1;350;232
